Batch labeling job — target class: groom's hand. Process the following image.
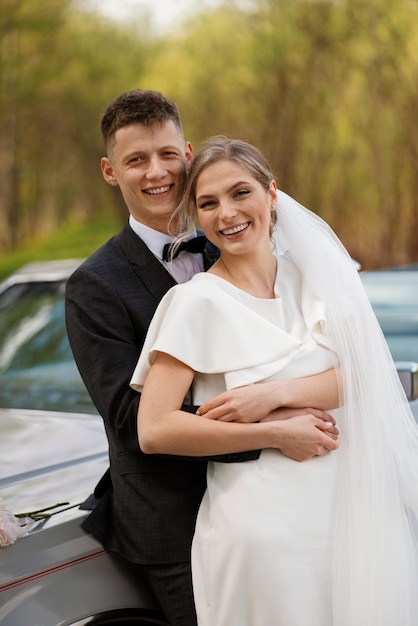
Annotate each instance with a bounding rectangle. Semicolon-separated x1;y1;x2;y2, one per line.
260;407;339;440
271;409;339;461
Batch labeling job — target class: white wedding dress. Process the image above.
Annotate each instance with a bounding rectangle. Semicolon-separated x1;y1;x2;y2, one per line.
132;250;340;626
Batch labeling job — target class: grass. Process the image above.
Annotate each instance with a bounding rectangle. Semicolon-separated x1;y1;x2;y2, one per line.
0;214;124;282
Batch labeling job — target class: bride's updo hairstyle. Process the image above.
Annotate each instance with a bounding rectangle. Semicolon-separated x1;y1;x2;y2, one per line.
171;136;278;242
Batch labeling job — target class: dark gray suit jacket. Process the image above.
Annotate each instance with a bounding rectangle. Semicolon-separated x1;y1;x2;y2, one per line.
65;223;259;565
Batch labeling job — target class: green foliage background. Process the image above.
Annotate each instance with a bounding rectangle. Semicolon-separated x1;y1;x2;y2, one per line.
1;0;417;277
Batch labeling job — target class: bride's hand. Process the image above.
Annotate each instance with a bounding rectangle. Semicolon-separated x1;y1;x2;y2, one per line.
197;383;277;423
197;371;339;423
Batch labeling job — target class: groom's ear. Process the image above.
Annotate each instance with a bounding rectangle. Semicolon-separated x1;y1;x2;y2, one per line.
101;157;119;187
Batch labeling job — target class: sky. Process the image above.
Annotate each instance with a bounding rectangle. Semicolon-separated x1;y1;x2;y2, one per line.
83;0;223;34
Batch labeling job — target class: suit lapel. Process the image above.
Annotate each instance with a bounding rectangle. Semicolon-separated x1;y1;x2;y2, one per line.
116;224;176;302
116;224;219;295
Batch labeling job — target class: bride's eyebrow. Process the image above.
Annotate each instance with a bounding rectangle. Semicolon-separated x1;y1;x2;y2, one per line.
231;180;253;190
231;180;251;187
197;180;252;200
196;175;256;206
196;193;215;205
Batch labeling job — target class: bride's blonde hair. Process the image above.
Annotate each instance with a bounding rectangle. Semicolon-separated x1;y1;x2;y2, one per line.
170;136;278;246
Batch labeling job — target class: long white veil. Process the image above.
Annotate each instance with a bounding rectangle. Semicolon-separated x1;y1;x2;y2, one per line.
274;190;418;625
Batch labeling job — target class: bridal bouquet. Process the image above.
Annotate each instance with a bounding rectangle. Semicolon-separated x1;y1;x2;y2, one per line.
0;498;26;548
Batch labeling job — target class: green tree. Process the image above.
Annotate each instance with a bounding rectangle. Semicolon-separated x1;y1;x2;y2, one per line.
0;0;148;253
144;0;418;267
2;0;418;268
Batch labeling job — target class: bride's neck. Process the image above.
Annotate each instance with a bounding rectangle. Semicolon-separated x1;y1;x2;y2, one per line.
211;252;277;299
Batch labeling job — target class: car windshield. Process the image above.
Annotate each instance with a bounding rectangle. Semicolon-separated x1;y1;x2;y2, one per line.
361;271;418;363
1;266;416;413
0;281;96;413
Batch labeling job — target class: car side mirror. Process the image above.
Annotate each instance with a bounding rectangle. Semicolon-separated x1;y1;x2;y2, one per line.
396;362;418;401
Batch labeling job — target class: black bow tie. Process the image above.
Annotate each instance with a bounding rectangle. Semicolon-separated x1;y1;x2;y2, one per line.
162;235;207;261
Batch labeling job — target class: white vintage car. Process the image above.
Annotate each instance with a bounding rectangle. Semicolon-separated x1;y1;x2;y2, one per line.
0;261;168;625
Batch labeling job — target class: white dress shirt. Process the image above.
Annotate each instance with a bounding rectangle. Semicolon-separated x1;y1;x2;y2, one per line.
129;215;204;284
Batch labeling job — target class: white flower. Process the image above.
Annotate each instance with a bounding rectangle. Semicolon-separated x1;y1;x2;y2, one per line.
0;498;26;548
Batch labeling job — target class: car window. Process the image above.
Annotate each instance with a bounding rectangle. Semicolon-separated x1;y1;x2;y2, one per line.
384;336;418;363
0;281;96;414
361;272;418;308
361;270;418;364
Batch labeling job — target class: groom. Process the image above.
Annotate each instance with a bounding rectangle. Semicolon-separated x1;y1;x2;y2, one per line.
65;89;337;626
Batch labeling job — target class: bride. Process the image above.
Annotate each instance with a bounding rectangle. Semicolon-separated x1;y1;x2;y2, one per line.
131;136;418;625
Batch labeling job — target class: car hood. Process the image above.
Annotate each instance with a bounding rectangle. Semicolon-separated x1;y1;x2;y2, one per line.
0;408;108;524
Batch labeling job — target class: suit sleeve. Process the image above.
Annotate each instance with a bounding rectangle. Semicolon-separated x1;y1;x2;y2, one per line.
65;267;143;452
